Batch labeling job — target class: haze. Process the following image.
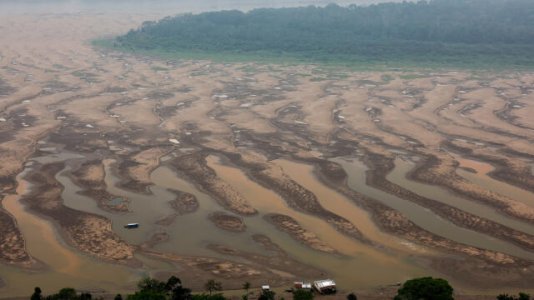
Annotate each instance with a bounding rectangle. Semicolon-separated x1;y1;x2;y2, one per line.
1;0;533;299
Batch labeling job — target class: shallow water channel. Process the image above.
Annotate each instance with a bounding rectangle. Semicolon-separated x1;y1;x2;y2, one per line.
388;158;534;235
452;155;534;209
0;165;139;297
3;150;533;296
203;156;427;287
332;157;534;261
0;151;431;295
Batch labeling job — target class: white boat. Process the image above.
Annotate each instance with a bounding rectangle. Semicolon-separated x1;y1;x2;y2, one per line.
124;223;139;229
312;279;336;294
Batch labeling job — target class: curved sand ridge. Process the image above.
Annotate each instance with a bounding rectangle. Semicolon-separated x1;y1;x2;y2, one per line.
1;8;534;297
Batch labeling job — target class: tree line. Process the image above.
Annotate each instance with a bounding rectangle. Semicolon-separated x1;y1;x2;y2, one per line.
113;0;534;68
29;276;531;300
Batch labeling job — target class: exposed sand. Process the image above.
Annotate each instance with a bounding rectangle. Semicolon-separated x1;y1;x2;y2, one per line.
1;5;534;298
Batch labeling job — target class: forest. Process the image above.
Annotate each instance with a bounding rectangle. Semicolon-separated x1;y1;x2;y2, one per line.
115;0;534;67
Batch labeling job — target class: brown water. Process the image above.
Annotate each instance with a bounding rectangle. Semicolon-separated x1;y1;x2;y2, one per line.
0;167;138;297
61;154;429;289
58;159;268;258
3;150;532;296
273;159;417;252
388;158;534;235
205;156;428;288
452;155;534;209
332;157;534;261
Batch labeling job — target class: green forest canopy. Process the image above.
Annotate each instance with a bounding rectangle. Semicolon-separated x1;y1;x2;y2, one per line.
114;0;534;68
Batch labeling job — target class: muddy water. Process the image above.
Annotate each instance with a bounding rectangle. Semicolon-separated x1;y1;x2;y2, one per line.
333;157;534;261
273;159;415;252
388;158;534;235
205;156;428;288
6;150;532;295
149;166;268;257
452;156;534;209
59;159;267;258
0;168;138;297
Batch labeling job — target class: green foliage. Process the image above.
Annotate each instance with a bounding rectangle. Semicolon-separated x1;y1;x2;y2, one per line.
127;276;191;300
44;288;86;300
128;277;167;300
127;290;167;300
259;290;276;300
112;0;534;69
31;287;43;300
80;293;92;300
346;293;357;300
497;293;531;300
241;281;251;300
30;277;195;300
204;280;223;295
191;293;227;300
292;289;313;300
394;277;453;300
242;282;251;292
381;74;394;82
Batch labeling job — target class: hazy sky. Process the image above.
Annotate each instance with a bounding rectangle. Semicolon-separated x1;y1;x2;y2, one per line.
0;0;407;14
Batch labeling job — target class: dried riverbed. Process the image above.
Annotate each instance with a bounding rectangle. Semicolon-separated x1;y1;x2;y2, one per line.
1;5;534;298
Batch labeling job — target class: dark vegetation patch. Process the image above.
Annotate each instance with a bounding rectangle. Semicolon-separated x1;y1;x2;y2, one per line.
72;70;99;83
0;78;15;96
104;86;128;93
146;90;175;100
111;0;534;69
43;80;77;94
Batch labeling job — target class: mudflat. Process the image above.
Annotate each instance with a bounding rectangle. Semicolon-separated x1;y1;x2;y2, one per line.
0;4;534;299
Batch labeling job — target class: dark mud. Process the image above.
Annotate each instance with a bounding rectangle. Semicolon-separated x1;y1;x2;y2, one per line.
209;211;246;232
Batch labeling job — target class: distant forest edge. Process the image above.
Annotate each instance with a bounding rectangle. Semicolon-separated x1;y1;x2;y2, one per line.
109;0;534;69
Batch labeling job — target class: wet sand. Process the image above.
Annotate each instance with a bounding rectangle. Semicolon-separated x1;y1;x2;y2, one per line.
0;3;534;297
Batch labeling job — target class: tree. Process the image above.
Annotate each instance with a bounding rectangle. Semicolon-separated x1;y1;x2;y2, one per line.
259;290;276;300
204;280;223;295
394;277;453;300
137;277;166;293
497;293;531;300
80;293;92;300
127;276;191;300
114;1;534;68
168;276;191;300
242;282;251;294
241;282;251;300
127;290;166;300
347;293;357;300
293;289;313;300
31;287;43;300
42;288;79;300
57;288;78;300
127;277;167;300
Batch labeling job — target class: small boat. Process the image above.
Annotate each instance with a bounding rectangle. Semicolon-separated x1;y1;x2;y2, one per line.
124;223;139;229
313;279;336;294
294;282;312;290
